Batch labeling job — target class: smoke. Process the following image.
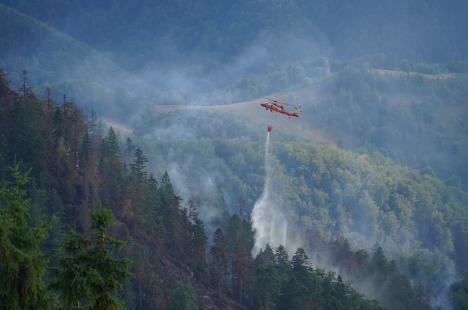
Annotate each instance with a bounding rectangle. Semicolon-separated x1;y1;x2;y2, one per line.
2;2;466;307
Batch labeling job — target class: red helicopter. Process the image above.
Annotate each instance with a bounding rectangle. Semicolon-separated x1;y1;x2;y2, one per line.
260;98;302;118
260;98;302;132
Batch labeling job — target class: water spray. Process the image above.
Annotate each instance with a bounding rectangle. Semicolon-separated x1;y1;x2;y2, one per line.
251;129;288;256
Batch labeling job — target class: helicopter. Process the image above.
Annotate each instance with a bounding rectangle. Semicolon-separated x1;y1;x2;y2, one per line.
260;98;302;118
260;98;302;132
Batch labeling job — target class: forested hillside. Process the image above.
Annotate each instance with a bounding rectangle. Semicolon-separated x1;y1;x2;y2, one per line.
0;69;410;308
2;0;468;111
1;1;468;309
2;0;468;68
295;65;468;190
105;73;468;309
0;4;157;117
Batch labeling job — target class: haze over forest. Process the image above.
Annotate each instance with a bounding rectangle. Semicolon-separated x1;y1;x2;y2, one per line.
1;1;468;309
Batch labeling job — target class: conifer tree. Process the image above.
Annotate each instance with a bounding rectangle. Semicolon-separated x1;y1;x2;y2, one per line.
130;148;148;182
210;228;228;297
232;238;250;305
80;132;92;169
187;200;207;278
165;282;198;310
99;127;124;207
159;172;181;246
275;245;290;285
188;199;198;223
253;244;280;309
101;127;120;161
0;164;55;309
53;107;65;139
53;208;130;309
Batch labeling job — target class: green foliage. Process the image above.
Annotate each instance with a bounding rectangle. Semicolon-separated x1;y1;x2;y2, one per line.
305;67;468;191
136;105;467;307
0;77;207;308
130;148;148;182
0;68;465;309
165;282;199;310
253;245;280;309
254;247;384;310
0;164;55;309
100;127;125;207
450;273;468;310
209;228;228;297
279;248;384;310
267;141;468;306
52;208;131;309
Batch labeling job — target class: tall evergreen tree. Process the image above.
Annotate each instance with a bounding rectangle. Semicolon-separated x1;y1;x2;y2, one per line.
275;245;290;286
232;238;250;305
159;172;181;247
165;282;199;310
99;128;124;207
186;200;207;279
210;228;228;298
53;208;130;309
253;244;280;310
0;164;55;309
130;148;148;182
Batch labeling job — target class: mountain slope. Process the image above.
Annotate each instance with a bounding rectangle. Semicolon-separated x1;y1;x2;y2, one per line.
143;64;468;192
0;4;154;117
130;101;468;306
2;0;468;68
0;69;391;310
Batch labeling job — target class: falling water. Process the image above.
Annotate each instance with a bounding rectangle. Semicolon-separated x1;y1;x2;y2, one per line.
251;132;288;256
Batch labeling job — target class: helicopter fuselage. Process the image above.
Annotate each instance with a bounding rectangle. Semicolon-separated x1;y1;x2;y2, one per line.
260;102;299;117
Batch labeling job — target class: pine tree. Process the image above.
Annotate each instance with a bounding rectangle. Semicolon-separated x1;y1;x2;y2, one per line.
53;208;131;309
188;199;198;223
80;132;93;169
210;228;228;298
253;245;280;310
186;200;207;278
159;172;181;247
232;238;250;305
291;248;309;272
191;217;208;278
19;70;32;101
101;127;120;161
99;128;124;207
130;148;148;182
88;109;101;149
281;248;314;309
275;245;290;284
0;164;55;309
165;282;198;310
53;107;65;139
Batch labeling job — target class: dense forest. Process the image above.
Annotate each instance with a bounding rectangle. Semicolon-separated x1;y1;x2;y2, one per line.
299;66;468;191
134;106;468;307
1;70;412;309
1;1;468;309
2;67;465;308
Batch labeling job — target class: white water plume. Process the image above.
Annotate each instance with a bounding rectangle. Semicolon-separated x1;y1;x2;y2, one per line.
251;132;288;256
